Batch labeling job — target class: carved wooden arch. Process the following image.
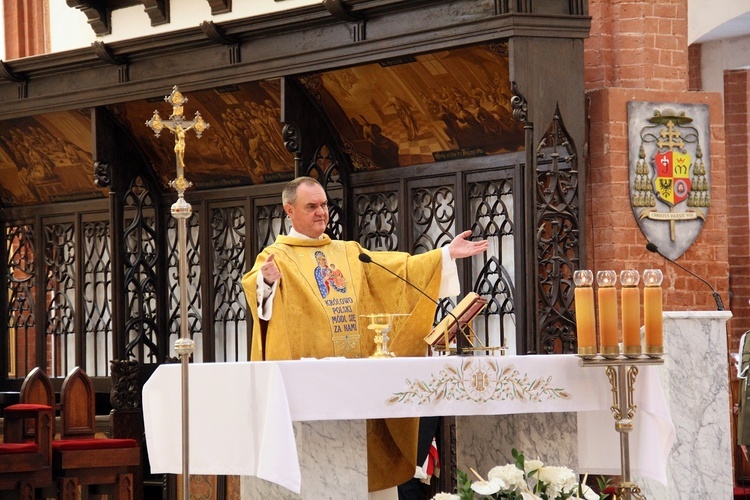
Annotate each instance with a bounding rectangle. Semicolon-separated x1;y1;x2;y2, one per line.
279;77;356;240
535;104;580;354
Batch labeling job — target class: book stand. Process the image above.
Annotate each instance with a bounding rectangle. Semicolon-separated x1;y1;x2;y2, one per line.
424;292;505;354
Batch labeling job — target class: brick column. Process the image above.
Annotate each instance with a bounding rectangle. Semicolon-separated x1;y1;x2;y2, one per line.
688;44;702;91
583;0;728;312
725;69;750;352
3;0;48;60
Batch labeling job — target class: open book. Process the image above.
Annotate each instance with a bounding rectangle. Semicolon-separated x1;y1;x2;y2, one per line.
423;292;488;348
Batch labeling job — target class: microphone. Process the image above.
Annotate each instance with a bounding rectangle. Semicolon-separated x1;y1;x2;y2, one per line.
645;242;725;311
357;252;466;355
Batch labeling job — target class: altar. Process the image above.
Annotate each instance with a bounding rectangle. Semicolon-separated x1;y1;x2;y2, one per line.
143;354;674;498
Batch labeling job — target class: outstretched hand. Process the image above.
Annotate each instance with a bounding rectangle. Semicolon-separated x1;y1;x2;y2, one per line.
448;230;489;259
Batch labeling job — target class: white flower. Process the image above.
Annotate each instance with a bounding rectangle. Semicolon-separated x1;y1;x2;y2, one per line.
579;484;602;500
471;479;502;496
524;458;544;476
449;452;600;500
431;494;460;500
537;466;577;498
487;464;525;491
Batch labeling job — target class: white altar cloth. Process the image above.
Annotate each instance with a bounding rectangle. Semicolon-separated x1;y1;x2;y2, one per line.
142;355;674;494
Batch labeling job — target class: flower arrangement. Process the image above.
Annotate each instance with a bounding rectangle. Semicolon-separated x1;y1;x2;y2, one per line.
432;449;609;500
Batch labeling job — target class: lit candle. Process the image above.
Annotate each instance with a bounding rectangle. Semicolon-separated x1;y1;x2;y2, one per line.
620;270;641;357
574;270;596;357
643;268;664;358
597;270;619;358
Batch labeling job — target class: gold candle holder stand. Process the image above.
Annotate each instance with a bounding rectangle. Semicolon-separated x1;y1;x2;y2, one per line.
579;356;664;500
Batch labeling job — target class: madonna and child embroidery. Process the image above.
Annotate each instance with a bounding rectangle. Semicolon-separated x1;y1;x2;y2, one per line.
291;242;361;356
313;250;347;297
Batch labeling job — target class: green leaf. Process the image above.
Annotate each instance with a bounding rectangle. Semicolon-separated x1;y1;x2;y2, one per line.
595;475;613;500
455;469;474;500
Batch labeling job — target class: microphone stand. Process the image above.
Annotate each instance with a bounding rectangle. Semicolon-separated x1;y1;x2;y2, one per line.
645;243;725;311
358;253;467;355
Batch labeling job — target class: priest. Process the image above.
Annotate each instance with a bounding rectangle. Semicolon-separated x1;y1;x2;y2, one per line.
241;176;488;495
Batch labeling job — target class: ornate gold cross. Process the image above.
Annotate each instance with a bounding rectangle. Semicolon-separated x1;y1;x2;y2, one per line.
656;119;684;150
145;85;209;192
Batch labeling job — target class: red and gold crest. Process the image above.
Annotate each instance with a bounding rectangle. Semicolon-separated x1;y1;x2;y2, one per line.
653;150;692;206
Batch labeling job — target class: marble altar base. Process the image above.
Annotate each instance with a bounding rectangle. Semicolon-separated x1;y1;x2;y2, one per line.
242;420;368;500
636;311;733;500
241;414;582;499
457;412;579;478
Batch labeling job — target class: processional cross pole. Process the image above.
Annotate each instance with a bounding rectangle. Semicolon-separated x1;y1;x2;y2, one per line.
146;85;209;500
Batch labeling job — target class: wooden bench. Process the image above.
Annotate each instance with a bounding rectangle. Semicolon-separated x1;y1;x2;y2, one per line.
20;367;141;500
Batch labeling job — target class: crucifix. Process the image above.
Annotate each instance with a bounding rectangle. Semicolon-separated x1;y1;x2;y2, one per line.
146;85;209;500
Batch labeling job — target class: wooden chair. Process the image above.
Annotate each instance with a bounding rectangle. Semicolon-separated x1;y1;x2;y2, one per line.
0;394;54;498
52;367;140;500
18;367;56;441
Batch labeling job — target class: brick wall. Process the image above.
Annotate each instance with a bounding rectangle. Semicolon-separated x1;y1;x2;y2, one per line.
689;44;702;91
585;0;688;92
3;0;48;60
583;0;728;313
725;69;750;352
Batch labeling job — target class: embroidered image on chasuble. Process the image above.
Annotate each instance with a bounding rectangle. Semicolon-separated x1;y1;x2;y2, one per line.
241;234;444;491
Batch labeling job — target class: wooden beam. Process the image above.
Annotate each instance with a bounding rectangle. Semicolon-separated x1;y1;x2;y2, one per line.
206;0;232;15
65;0;110;35
141;0;169;26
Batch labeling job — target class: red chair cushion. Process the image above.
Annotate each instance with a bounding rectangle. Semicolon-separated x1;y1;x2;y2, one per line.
3;403;53;415
53;438;137;451
0;442;39;454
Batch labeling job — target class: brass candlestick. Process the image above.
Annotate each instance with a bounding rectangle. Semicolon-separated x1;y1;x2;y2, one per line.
579;356;664;500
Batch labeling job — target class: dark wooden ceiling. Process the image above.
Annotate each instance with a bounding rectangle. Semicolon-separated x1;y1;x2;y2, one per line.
0;0;589;207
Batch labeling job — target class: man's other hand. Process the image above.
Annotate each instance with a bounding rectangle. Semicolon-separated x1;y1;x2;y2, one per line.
448;230;490;259
261;253;281;285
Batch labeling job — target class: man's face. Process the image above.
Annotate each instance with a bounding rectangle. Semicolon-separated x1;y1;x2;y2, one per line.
285;182;329;238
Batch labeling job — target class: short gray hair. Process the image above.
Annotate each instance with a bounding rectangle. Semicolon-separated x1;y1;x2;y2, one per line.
281;176;323;205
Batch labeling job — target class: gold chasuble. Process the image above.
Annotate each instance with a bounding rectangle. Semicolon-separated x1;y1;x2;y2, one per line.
241;235;443;492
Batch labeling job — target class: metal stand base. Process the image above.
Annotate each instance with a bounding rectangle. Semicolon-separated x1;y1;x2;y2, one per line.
579;356;664;500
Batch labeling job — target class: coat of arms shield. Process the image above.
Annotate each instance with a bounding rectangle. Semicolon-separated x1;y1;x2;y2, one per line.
627;102;711;260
